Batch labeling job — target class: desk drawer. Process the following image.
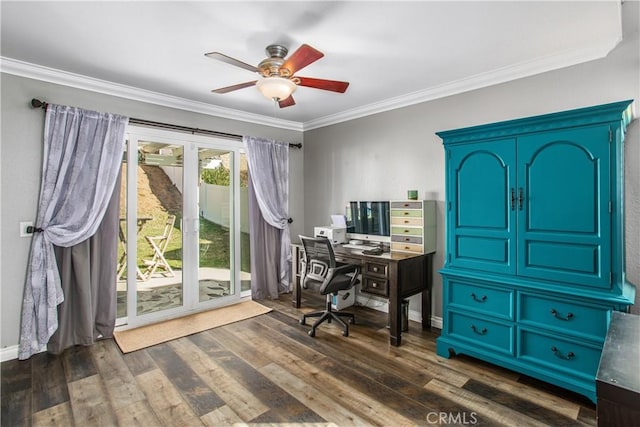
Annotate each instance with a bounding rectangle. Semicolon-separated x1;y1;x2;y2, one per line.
364;261;387;277
392;235;423;244
519;328;602;380
391;201;423;210
448;311;514;356
391;209;423;218
448;279;514;320
391;217;423;226
391;242;423;253
391;226;423;236
519;293;609;342
361;276;388;297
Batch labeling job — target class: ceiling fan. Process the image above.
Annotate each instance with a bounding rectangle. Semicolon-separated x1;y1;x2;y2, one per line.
205;44;349;108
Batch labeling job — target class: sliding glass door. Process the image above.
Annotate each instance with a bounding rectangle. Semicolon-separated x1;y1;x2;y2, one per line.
197;147;249;302
117;126;249;327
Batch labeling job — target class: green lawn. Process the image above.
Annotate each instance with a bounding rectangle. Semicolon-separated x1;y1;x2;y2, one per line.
120;214;250;275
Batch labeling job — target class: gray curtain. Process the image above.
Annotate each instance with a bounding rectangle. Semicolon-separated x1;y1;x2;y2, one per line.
244;136;290;299
47;173;121;355
18;104;128;360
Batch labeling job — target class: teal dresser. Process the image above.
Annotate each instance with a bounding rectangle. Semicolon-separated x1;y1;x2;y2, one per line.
436;101;636;403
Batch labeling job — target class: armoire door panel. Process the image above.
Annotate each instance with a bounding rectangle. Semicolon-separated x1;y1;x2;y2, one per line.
517;125;611;288
526;240;600;275
524;140;599;233
456;150;510;229
448;139;516;274
456;236;509;264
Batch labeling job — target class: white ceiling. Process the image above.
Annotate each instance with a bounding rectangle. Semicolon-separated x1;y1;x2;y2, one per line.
0;1;624;130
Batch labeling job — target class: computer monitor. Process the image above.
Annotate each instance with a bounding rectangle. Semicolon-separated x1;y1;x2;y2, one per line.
345;201;391;243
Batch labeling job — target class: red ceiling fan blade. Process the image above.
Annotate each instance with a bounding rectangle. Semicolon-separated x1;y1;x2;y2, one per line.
282;44;324;75
296;77;349;93
278;95;296;108
205;52;259;73
211;81;257;94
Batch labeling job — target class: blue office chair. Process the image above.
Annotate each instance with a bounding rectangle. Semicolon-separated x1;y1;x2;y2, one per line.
299;235;360;337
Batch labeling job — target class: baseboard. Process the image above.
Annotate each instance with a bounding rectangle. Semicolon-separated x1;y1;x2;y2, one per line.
430;315;443;330
1;345;19;362
1;344;47;362
355;294;442;330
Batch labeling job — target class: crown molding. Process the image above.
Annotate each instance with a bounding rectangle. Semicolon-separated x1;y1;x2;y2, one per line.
304;38;621;130
1;32;621;133
0;57;303;132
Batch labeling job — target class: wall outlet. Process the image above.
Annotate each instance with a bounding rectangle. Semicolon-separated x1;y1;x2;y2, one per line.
19;221;34;237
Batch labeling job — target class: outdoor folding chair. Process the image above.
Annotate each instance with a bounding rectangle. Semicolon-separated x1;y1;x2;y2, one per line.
116;220;128;281
117;217;151;281
143;214;176;279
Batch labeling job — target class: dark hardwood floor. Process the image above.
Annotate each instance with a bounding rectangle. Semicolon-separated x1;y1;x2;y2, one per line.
2;293;597;426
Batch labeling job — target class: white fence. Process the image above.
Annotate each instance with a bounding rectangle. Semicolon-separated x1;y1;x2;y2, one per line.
160;165;249;233
199;183;250;233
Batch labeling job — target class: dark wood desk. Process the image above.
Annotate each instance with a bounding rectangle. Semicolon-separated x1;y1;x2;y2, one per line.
291;244;434;346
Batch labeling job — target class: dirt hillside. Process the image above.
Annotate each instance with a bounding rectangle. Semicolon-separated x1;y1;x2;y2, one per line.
120;165;182;217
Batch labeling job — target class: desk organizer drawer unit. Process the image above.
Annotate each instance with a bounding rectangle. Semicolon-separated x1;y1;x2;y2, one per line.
390;200;436;254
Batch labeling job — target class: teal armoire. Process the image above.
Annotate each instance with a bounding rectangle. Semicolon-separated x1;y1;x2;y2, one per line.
436;100;635;403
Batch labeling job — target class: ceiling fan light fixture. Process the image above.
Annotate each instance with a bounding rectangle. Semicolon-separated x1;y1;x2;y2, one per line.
256;77;296;101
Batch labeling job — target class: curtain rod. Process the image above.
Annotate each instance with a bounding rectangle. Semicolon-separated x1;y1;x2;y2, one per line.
30;98;302;149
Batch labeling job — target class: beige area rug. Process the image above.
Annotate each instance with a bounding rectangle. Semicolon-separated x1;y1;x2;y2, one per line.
113;300;272;353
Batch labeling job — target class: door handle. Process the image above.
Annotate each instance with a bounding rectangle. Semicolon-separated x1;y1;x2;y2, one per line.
518;187;524;211
510;188;515;211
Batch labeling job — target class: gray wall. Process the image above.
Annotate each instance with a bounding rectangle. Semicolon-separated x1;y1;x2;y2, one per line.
0;74;304;350
303;5;640;319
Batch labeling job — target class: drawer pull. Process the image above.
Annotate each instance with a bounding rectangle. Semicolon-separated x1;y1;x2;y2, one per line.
550;309;574;321
403;220;410;224
372;267;379;272
471;293;487;302
470;325;487;335
371;282;378;288
403;211;410;215
551;346;575;360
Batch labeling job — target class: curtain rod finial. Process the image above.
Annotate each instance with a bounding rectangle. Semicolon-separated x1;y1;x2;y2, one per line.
31;99;47;109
